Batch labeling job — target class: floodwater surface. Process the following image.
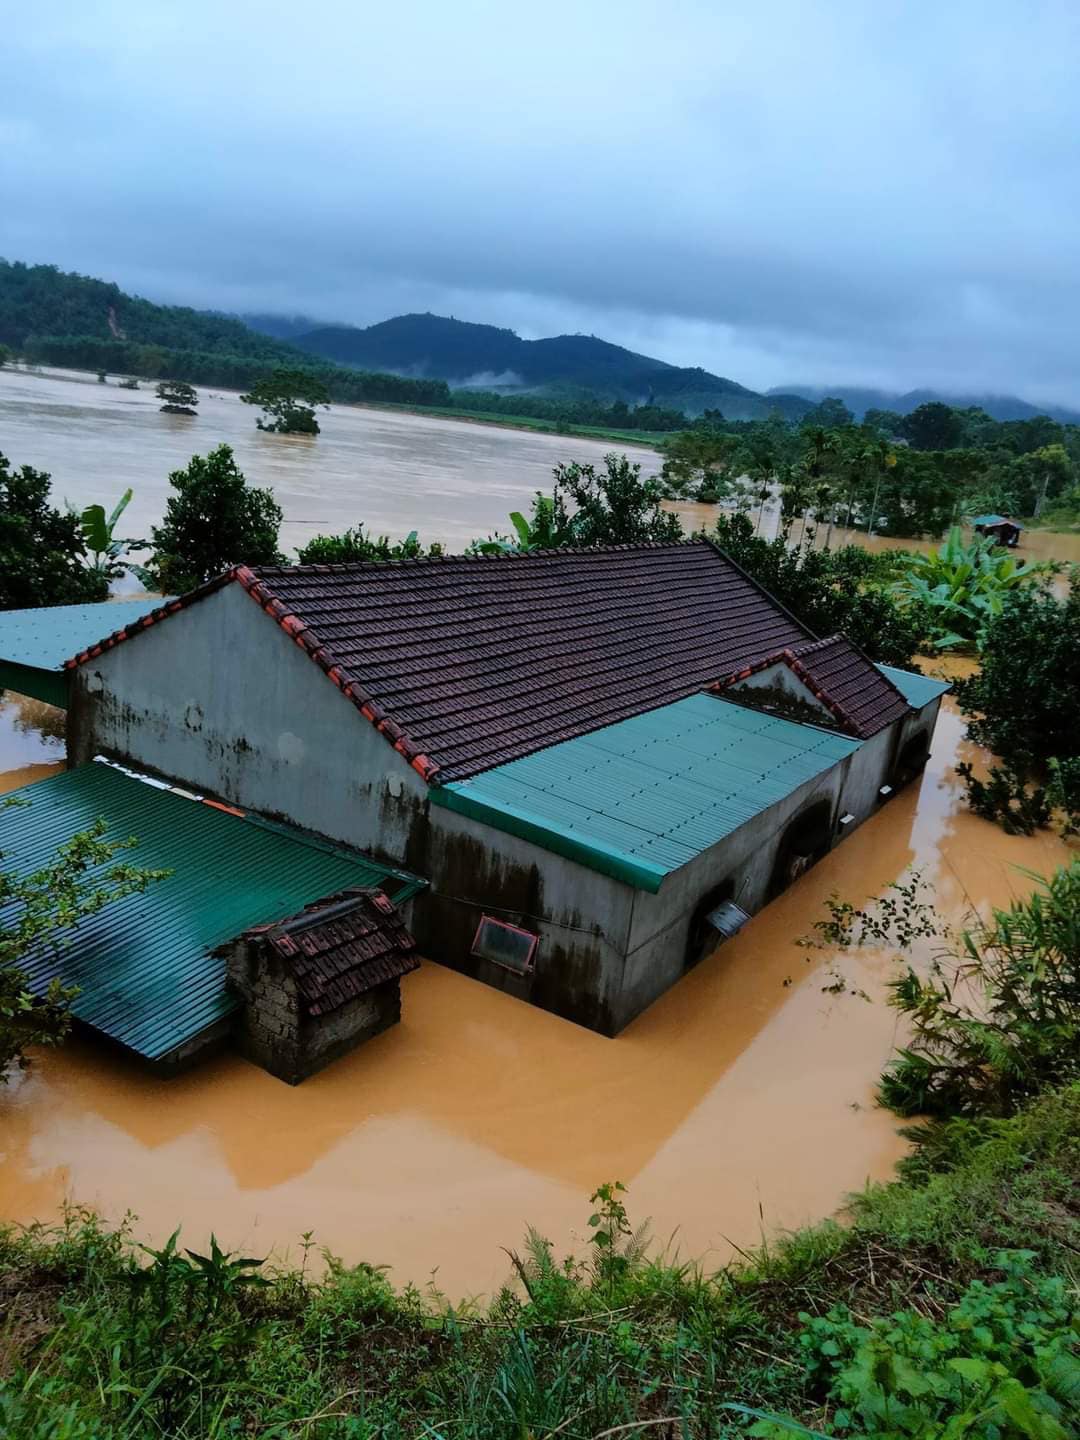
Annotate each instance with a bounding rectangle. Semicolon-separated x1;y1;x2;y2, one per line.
0;366;661;554
0;684;1072;1297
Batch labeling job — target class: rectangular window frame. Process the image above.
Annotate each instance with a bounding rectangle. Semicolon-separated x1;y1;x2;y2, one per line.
470;914;540;975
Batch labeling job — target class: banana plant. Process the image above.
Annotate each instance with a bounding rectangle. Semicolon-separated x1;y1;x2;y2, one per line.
892;526;1046;648
77;488;149;579
472;494;572;553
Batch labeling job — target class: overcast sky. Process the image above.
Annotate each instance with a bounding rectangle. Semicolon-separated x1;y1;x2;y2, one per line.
4;1;1078;403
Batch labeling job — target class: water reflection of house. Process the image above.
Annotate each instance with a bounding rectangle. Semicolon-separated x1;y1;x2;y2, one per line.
1;541;947;1080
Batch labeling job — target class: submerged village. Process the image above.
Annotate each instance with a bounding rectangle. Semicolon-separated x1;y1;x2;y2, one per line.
1;317;1079;1432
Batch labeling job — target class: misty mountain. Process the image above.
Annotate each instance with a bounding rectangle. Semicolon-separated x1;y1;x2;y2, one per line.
290;312;812;420
241;312;330;341
772;384;1080;425
0;259;297;363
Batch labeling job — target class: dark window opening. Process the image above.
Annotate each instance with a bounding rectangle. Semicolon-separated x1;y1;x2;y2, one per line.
471;916;539;975
768;799;834;899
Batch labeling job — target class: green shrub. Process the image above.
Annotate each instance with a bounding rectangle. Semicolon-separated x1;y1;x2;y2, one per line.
755;1253;1079;1439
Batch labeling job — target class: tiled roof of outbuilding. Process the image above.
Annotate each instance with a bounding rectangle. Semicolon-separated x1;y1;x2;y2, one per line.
716;633;911;739
251;888;419;1017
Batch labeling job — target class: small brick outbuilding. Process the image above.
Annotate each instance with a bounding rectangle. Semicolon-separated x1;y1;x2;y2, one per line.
222;888;420;1083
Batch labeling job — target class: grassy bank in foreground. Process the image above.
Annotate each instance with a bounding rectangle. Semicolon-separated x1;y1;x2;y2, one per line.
1;1085;1076;1438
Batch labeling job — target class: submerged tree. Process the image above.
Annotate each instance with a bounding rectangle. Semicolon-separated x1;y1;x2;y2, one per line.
147;444;283;593
240;369;329;434
552;454;684;546
0;452;109;608
660;430;744;503
156;379;199;415
953;578;1080;835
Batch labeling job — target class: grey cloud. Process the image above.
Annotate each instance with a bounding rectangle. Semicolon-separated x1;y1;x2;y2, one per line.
3;0;1079;405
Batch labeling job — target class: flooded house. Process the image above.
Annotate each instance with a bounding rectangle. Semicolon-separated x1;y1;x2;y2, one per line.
972;513;1023;547
41;539;948;1051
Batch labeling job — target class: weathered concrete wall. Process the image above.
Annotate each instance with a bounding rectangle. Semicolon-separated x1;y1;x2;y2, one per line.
616;760;846;1030
416;802;637;1036
69;583;427;862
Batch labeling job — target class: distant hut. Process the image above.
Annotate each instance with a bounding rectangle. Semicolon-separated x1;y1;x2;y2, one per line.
971;513;1022;548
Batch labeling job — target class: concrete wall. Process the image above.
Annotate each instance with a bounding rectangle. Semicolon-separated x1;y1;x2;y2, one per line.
729;664;837;728
69;582;428;863
416;801;637;1035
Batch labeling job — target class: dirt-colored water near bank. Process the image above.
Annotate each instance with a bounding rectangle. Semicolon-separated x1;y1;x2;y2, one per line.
669;500;1080;570
0;366;661;555
0;685;1072;1297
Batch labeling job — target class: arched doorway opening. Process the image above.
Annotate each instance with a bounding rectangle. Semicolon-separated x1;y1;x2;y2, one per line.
768;799;834;899
894;729;930;788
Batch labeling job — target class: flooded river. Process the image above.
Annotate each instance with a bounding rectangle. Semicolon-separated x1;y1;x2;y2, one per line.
0;684;1072;1297
0;366;661;554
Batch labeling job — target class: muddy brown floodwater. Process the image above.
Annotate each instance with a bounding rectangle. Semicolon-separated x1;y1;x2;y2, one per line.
0;366;661;554
0;677;1073;1297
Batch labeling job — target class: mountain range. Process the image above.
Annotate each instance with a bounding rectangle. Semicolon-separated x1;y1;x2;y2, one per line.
1;259;1072;426
258;311;811;421
247;310;1079;424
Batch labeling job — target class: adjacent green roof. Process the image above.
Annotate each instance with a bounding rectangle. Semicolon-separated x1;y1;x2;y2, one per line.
431;693;861;892
0;599;165;706
1;763;425;1061
876;663;951;710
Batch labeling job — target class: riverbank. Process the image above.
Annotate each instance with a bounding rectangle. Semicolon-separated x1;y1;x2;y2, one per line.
2;1083;1076;1437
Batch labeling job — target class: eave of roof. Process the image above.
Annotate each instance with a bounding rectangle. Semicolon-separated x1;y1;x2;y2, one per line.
875;663;951;709
431;692;861;892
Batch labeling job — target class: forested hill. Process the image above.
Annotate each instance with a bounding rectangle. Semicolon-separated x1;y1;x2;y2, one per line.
0;259;296;362
286;312;813;421
771;383;1080;426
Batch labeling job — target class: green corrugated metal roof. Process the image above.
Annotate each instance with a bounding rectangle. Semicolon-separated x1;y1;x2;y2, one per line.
1;762;425;1061
0;600;167;707
0;599;166;671
431;693;861;892
876;664;951;710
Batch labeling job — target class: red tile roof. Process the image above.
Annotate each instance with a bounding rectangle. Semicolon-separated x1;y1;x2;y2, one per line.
717;633;911;739
65;541;909;779
250;888;419;1017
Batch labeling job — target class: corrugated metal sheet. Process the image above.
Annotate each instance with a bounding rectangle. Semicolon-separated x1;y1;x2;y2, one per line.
0;600;166;706
0;600;166;671
1;763;425;1061
876;664;951;710
432;693;861;892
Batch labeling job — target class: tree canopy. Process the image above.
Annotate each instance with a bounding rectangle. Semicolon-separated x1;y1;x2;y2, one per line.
240;369;330;434
147;444;283;593
0;453;109;609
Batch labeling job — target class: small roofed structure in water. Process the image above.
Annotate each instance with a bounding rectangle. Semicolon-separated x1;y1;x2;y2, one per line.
56;539;951;1043
971;513;1023;547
